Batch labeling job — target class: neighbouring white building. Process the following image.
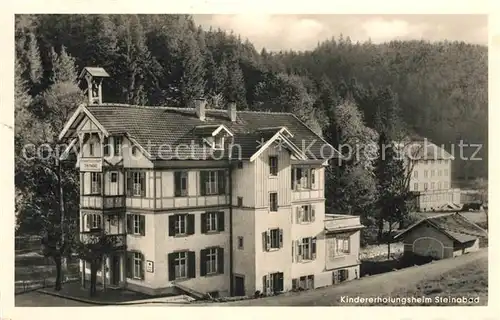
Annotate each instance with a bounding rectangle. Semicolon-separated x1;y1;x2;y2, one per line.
58;67;364;298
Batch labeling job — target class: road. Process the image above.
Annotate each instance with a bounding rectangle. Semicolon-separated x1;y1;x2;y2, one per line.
217;249;487;306
15;249;486;307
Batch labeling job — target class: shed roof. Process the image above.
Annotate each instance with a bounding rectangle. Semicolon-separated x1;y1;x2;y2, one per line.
394;212;487;244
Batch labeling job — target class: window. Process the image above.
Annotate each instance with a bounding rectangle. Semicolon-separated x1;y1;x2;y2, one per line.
103;137;110;156
333;269;349;284
113;136;122;156
335;236;350;255
269;192;278;212
174;171;188;197
431;182;435;190
413;183;419;191
438;170;442;177
127;171;145;197
110;172;118;183
237;197;243;207
437;182;442;190
131;145;138;156
174;251;188;279
176;214;187;234
263;228;283;251
169;214;195;236
237;161;243;169
263;272;284;294
431;170;435;177
214;136;224;150
86;214;102;230
201;211;224;233
89;142;95;156
297;275;314;290
269;156;278;176
238;236;244;249
200;170;225;196
90;172;102;194
424;183;429;190
292;167;315;189
126;252;144;280
126;214;145;236
413;170;418;178
424;170;428;178
200;247;224;276
168;251;195;281
297;205;315;223
294;237;317;261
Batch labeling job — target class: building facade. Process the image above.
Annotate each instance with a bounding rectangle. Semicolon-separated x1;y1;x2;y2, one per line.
402;140;456;211
58;67;364;297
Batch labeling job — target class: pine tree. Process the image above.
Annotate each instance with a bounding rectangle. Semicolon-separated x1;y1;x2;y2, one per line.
225;55;247;108
179;32;206;106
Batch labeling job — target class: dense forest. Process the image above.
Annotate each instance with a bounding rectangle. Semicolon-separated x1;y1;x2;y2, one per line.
15;14;488;235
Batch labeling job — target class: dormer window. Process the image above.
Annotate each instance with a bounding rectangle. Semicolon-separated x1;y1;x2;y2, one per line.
197;125;232;150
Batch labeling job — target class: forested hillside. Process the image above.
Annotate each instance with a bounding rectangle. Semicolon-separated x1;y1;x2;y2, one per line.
15;14;487;233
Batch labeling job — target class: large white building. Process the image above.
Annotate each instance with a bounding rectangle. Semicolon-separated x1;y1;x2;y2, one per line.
58;67;364;298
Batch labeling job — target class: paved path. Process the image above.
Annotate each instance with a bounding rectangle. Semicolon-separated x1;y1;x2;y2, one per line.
217;249;488;306
15;291;92;307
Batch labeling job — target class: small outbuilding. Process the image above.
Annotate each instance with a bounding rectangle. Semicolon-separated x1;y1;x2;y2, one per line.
394;212;487;260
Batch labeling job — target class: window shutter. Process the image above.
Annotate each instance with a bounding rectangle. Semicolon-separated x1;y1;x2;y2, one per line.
345;269;350;280
295;207;300;224
200;213;207;234
217;170;225;194
126;172;132;196
168;253;176;281
262;232;267;251
140;172;146;197
187;214;195;235
199;171;206;196
217;247;224;274
278;273;284;292
200;249;207;276
279;229;283;248
291;169;295;190
217;211;225;231
140;253;145;279
188;251;196;278
174;172;181;197
332;270;338;284
311;205;316;222
168;215;175;236
297;240;303;262
266;230;271;251
269;273;274;293
312;237;317;260
263;275;268;293
126;215;132;234
311;168;316;188
86;214;91;230
139;215;146;236
126;252;133;278
291;242;295;262
97;215;102;229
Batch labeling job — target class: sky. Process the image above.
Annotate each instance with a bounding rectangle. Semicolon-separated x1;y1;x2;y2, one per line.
193;14;488;51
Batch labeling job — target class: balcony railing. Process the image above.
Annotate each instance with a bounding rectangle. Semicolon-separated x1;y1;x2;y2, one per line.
81;195;126;210
79;231;126;250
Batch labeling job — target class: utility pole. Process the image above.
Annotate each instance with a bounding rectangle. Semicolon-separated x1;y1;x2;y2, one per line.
58;157;67;280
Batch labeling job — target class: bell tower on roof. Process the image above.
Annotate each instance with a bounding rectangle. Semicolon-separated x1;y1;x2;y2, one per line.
78;67;110;105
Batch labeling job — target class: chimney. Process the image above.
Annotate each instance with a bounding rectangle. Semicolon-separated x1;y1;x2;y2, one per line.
228;101;237;122
194;98;207;121
78;67;110;105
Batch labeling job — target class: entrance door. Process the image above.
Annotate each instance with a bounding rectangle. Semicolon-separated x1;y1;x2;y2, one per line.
111;255;120;286
234;275;245;296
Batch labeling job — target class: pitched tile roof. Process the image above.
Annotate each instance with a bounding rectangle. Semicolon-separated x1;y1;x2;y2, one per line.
395;212;487;243
400;139;454;160
78;67;111;79
84;104;337;161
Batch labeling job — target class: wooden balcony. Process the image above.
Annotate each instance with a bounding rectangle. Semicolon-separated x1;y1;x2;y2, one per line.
81;195;126;211
79;231;127;250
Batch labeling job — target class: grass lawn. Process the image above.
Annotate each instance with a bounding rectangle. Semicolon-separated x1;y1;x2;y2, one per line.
389;256;488;305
